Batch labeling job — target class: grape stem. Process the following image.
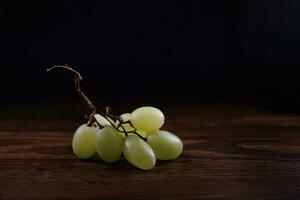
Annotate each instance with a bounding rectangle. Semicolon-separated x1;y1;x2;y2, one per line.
47;65;146;141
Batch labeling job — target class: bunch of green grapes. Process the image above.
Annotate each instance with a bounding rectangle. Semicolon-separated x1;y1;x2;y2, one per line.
73;107;183;170
48;65;183;170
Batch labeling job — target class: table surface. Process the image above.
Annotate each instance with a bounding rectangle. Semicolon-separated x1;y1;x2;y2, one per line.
1;104;300;200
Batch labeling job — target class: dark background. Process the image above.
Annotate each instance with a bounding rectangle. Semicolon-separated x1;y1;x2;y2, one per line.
0;0;300;109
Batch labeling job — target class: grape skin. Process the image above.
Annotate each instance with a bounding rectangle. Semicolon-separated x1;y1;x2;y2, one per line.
93;114;112;126
119;113;147;138
95;126;123;163
123;134;156;170
120;113;135;132
130;107;165;132
147;130;183;160
136;130;147;138
72;124;97;159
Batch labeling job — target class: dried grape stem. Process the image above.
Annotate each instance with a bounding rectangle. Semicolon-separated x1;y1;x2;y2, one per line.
47;65;146;140
47;65;102;115
74;74;97;111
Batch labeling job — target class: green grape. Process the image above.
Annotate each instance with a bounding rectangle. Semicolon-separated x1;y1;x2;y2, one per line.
120;113;131;121
117;130;147;139
147;130;183;160
117;130;126;138
120;113;135;132
119;113;148;137
96;126;123;163
93;114;112;126
72;124;97;159
136;130;147;138
123;134;156;170
130;106;165;132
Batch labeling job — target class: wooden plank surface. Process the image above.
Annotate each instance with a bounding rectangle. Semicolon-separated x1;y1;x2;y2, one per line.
1;104;300;199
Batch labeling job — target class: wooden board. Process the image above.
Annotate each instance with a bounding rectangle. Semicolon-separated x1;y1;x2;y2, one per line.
1;105;300;199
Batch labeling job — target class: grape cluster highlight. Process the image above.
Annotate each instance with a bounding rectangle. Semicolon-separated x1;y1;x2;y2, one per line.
73;107;183;170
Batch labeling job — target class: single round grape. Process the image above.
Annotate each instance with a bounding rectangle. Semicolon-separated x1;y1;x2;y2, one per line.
72;124;97;159
147;130;183;160
123;134;156;170
96;126;123;163
130;106;165;132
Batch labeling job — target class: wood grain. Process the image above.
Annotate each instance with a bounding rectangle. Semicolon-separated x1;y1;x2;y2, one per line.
1;104;300;199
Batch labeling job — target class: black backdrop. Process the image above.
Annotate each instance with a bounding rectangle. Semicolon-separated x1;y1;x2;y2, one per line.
0;0;300;107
